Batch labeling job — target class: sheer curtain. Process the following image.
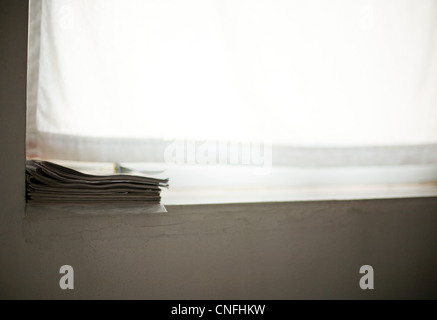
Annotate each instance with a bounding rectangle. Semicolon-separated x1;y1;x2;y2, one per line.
27;0;437;167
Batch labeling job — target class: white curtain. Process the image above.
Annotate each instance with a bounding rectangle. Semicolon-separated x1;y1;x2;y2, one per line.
27;0;437;166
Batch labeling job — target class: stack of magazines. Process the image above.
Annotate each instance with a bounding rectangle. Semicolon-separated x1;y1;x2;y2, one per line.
26;160;169;204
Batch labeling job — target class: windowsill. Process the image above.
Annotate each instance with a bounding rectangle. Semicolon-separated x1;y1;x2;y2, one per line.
24;181;437;215
25;160;437;214
40;160;437;205
161;182;437;205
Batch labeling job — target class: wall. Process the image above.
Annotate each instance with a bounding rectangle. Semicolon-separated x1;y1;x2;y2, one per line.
0;0;436;299
0;0;29;297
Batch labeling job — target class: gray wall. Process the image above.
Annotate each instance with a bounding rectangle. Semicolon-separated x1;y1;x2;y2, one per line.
1;0;436;299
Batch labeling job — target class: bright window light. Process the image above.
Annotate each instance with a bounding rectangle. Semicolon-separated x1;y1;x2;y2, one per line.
26;0;437;202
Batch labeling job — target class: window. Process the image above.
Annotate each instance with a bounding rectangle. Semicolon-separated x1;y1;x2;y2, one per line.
27;0;437;203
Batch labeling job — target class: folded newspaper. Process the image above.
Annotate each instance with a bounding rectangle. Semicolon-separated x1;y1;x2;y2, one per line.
26;160;169;204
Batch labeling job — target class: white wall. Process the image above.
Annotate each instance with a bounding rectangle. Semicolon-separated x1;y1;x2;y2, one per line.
0;0;436;299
